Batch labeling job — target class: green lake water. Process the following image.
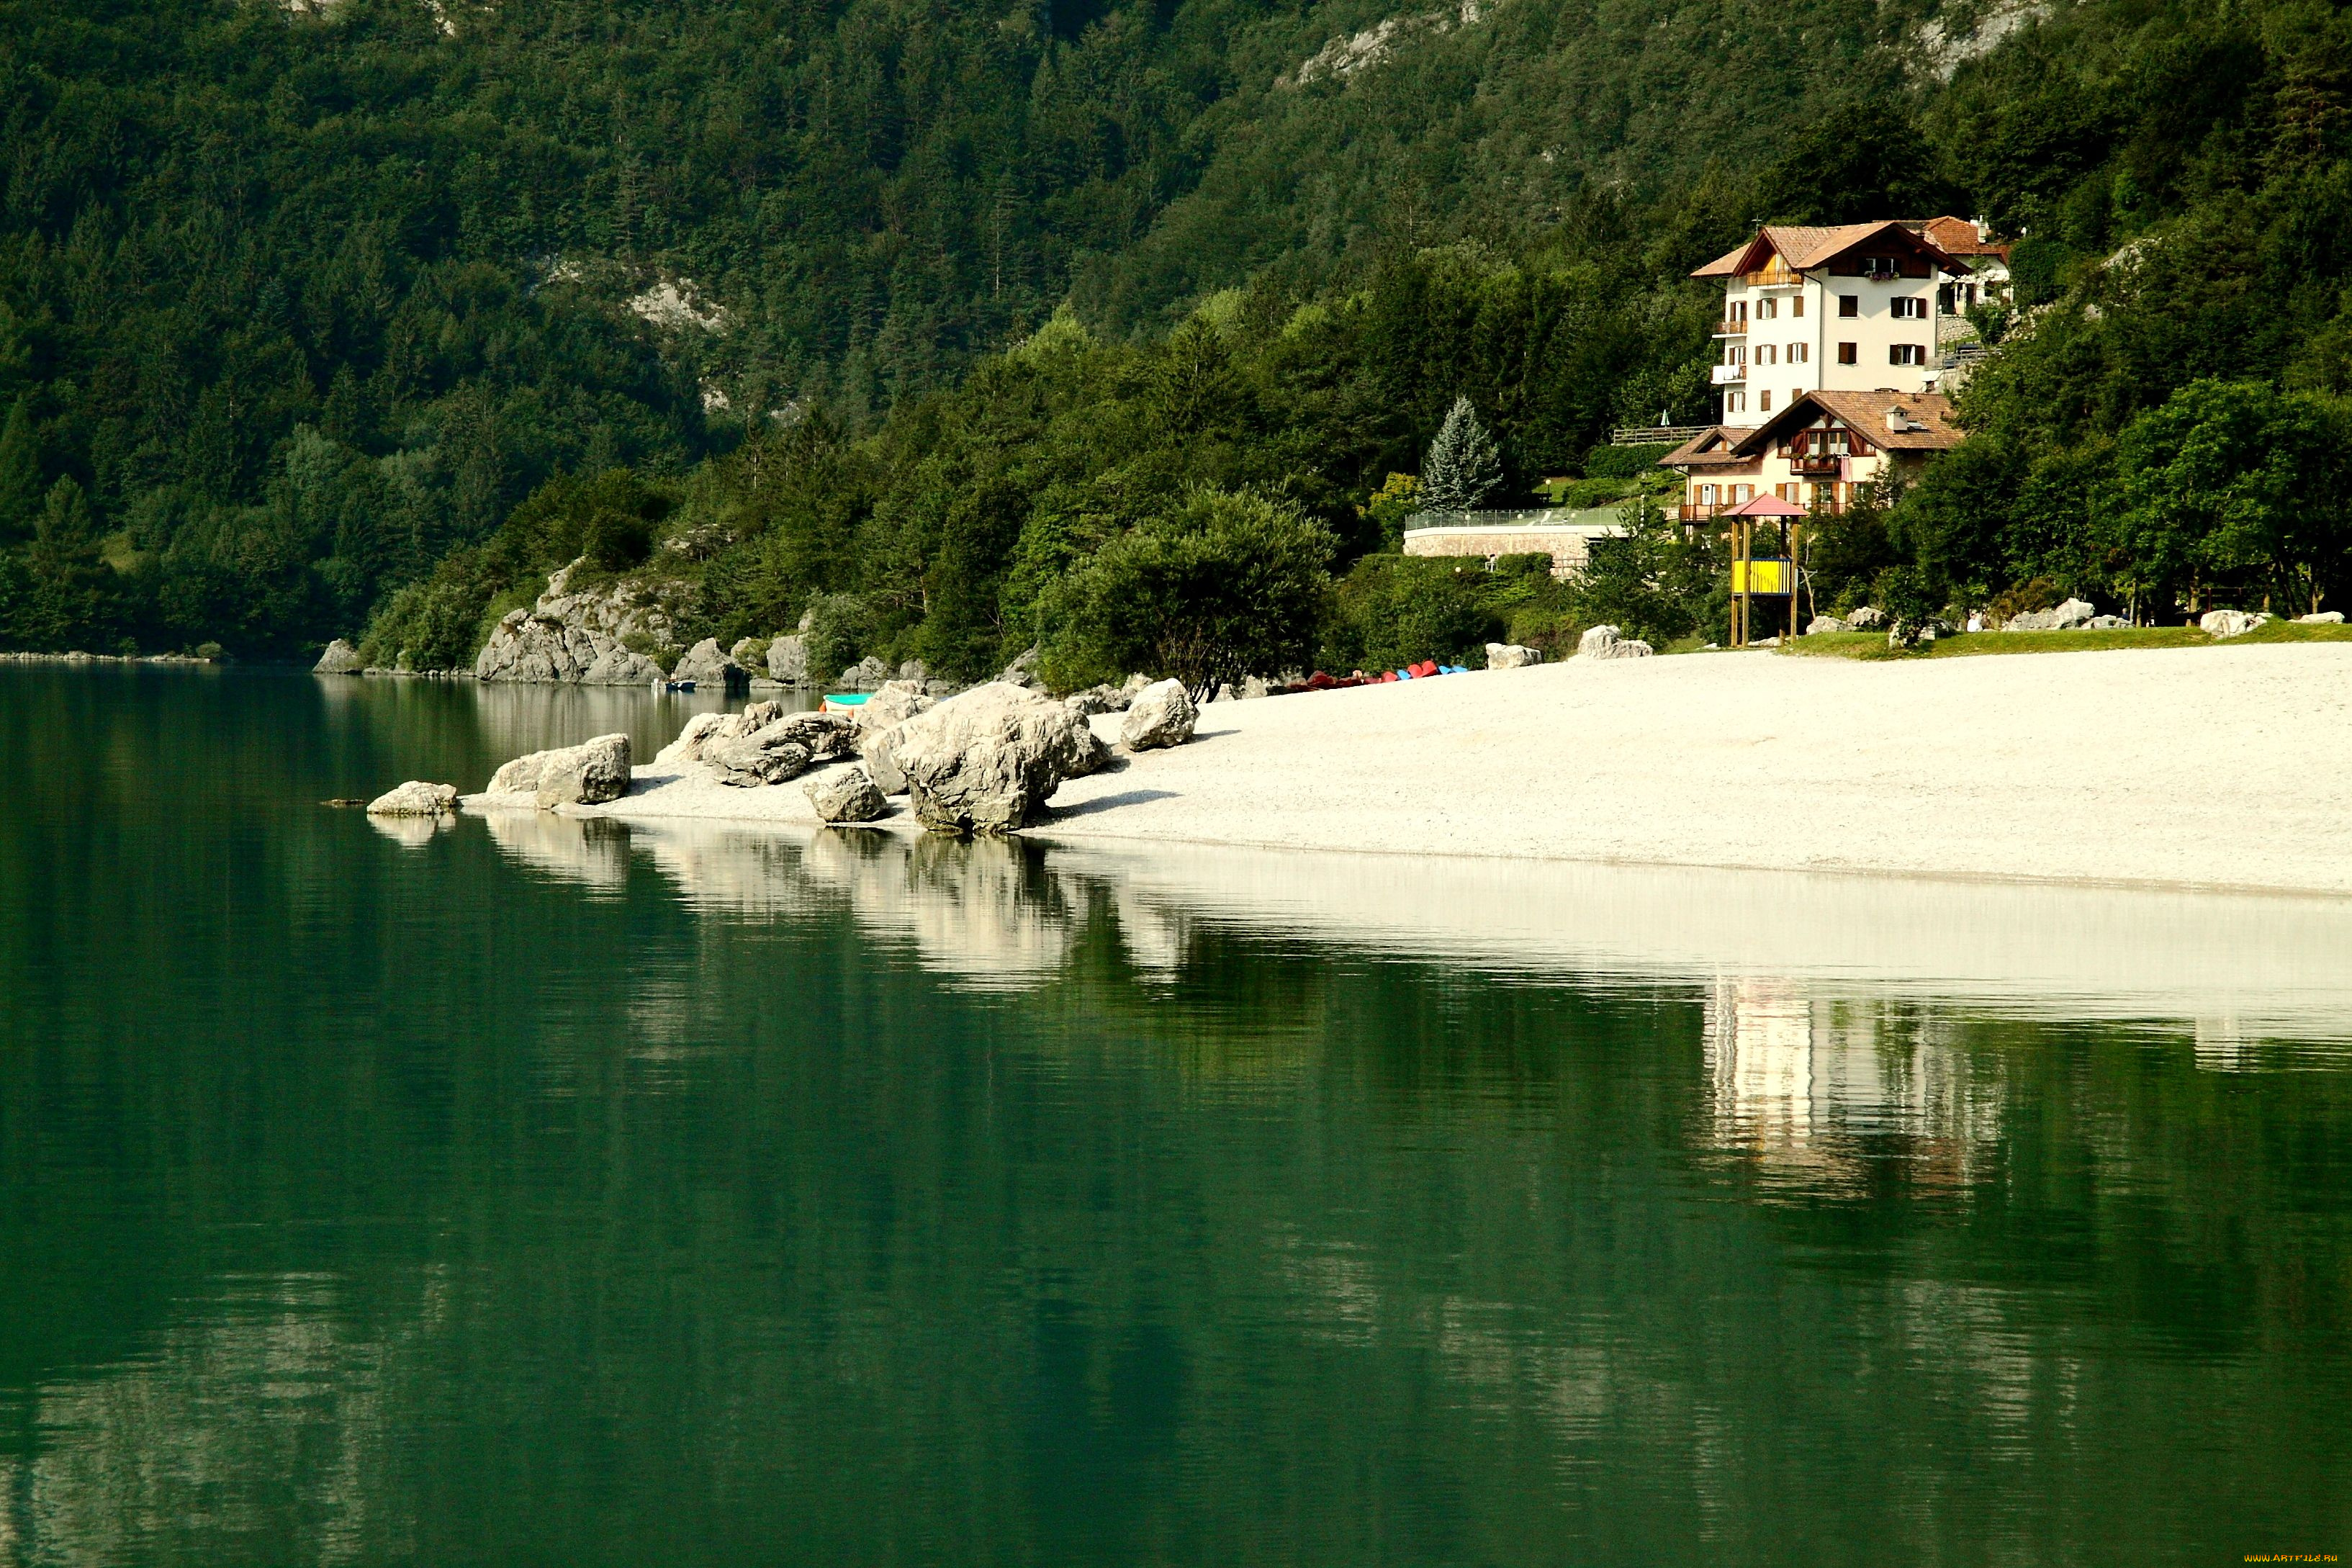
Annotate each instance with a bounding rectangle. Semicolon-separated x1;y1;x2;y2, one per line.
1;665;2348;1564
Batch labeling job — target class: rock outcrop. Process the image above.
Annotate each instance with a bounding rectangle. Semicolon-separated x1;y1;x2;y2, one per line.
671;639;749;693
1577;624;1655;660
366;780;458;815
2199;608;2271;639
314;639;364;675
582;647;667;685
872;682;1107;834
806;767;891;824
2006;598;2097;631
996;646;1041;688
1120;679;1197;750
1484;642;1542;668
659;705;856;786
837;654;891;693
487;734;633;806
473;560;689;682
767;634;809;686
856;679;934;739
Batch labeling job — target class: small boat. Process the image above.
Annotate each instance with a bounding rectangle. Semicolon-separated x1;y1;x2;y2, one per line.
820;692;871;715
652;678;697;693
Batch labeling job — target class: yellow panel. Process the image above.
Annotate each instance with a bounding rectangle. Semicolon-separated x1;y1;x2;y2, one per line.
1732;559;1791;595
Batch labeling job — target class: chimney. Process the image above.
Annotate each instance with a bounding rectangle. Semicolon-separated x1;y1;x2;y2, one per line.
1885;406;1906;433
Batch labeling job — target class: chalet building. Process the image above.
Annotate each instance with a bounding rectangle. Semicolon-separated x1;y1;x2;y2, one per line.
1660;390;1961;520
1693;220;1975;419
1904;215;2012;335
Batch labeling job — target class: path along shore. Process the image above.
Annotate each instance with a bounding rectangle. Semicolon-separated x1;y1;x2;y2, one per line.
565;642;2352;898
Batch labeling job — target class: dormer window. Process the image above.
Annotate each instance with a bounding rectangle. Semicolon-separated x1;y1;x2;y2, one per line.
1862;257;1898;280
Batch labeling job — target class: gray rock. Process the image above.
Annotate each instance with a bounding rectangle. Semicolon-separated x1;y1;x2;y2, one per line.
880;682;1107;834
655;711;731;766
472;559;692;682
2083;614;2130;629
1577;625;1654;660
474;608;605;682
1213;682;1237;703
897;659;928;684
2006;598;2099;631
1845;606;1886;629
709;731;812;787
314;639;364;675
365;780;458;816
856;679;934;740
672;638;750;693
1241;675;1271;699
996;646;1041;688
1804;616;1848;636
1120;679;1198;750
2297;610;2345;624
2199;608;2268;639
837;654;891;693
1484;642;1542;668
805;766;891;824
729;636;768;672
487;734;633;807
767;634;809;686
582;646;666;685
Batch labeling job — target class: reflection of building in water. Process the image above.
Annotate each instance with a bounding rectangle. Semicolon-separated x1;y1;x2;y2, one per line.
1703;978;2000;1191
2194;1016;2253;1072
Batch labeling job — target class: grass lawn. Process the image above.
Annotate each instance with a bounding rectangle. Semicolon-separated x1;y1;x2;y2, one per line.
1782;620;2352;660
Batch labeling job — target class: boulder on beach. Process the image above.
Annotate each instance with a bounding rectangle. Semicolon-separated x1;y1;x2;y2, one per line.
365;780;458;816
1577;625;1654;660
1845;606;1886;629
487;734;633;807
837;654;891;693
856;679;934;739
997;646;1041;688
582;646;666;685
2199;608;2269;639
1120;679;1198;751
875;682;1108;834
709;731;811;787
2006;598;2097;631
1484;642;1542;669
1804;616;1847;636
2083;614;2130;628
672;639;749;693
2297;610;2345;624
806;766;891;824
314;639;364;675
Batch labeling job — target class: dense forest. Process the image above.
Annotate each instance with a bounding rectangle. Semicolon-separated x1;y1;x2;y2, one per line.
2;0;2350;667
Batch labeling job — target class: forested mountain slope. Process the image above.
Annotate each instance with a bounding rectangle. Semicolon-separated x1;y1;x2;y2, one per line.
2;0;2348;661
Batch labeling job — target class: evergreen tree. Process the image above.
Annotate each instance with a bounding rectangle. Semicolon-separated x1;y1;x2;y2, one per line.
1420;397;1504;513
0;396;41;541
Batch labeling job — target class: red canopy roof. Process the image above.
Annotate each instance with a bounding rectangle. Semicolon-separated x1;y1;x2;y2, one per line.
1723;493;1806;517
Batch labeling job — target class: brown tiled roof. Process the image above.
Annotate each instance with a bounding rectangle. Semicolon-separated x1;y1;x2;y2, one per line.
1692;221;1964;278
1904;215;2010;261
1659;426;1760;468
1731;390;1962;455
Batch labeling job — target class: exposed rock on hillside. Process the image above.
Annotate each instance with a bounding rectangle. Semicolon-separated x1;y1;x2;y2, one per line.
473;560;690;683
315;639;364;674
671;638;749;693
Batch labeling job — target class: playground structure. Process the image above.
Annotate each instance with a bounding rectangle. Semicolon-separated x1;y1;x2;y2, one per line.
1724;492;1808;647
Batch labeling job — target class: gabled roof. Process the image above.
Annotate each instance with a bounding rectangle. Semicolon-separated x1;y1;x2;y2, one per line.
1730;389;1962;455
1903;215;2010;261
1659;425;1760;468
1692;220;1965;279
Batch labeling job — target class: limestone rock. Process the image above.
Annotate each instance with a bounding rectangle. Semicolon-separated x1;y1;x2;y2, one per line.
488;734;632;807
1577;625;1654;660
2007;598;2099;631
672;639;749;693
472;559;691;682
709;730;811;787
830;654;890;693
2297;610;2345;624
997;646;1041;688
656;711;731;766
1120;679;1198;751
805;766;891;824
856;679;934;739
767;634;809;686
475;608;604;682
1213;682;1237;702
880;682;1107;834
2083;614;2130;629
729;637;768;672
582;646;666;685
1804;616;1847;636
897;659;928;684
2199;609;2268;639
1484;642;1542;668
365;780;457;816
314;639;364;675
1845;606;1886;629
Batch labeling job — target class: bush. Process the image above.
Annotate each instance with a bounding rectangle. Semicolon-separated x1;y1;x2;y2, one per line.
1583;443;1676;480
800;593;879;684
1041;487;1335;698
1322;555;1506;672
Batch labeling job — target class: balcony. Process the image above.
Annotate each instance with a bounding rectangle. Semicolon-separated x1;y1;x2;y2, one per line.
1790;454;1842;477
1711;364;1747;384
1713;319;1749;337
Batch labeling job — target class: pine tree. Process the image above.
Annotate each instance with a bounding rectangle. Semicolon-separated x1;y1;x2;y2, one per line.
0;395;41;541
1420;395;1503;513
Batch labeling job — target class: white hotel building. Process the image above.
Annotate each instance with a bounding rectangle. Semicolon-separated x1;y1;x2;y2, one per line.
1693;219;1986;420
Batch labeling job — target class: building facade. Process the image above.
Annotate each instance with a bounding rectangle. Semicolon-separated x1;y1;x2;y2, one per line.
1660;390;1961;520
1692;220;1973;421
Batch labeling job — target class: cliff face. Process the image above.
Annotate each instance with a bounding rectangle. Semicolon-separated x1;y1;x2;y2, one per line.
473;562;695;683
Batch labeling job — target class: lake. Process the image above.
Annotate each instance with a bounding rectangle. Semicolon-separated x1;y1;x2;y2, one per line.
1;664;2348;1564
